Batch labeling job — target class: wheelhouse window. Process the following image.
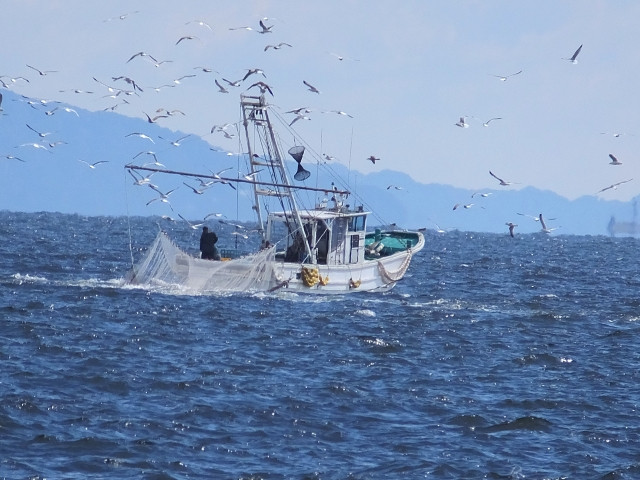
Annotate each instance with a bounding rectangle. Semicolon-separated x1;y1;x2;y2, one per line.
348;215;366;232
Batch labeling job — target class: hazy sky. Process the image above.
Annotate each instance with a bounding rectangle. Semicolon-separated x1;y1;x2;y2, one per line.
3;0;640;204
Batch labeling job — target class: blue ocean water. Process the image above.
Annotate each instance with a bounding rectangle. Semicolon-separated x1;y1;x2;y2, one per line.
2;211;640;479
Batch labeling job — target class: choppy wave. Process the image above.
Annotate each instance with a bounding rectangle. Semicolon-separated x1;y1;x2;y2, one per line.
1;212;640;478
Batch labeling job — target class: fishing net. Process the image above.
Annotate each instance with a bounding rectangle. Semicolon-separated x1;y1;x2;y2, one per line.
126;231;278;294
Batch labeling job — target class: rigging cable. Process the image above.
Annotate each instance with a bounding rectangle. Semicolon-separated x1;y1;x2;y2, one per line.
123;169;136;271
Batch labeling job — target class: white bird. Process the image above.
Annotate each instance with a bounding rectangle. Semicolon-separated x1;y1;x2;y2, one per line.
176;35;199;45
258;19;273;34
133;150;159;162
126;132;154;143
517;212;540;222
26;64;57;76
564;44;583;64
159;134;191;146
2;154;25;162
264;42;292;51
173;74;196;85
222;78;242;87
323;110;353;118
26;123;52;138
597;178;633;194
126;51;157;63
208;167;237;190
483;117;502;127
289;114;310;126
147;185;178;209
204;212;226;220
128;169;155;187
286;107;312;115
303;80;320;93
247;81;273;96
185;20;212;31
489;170;514;186
178;214;205;229
239;169;263;181
538;214;558;233
491;70;522;81
608;154;622;166
243;68;266;81
455;116;470;128
453;203;474;210
58;107;79;117
183;182;208;195
215;79;229;93
472;192;493;198
78;159;109;169
19;142;50;152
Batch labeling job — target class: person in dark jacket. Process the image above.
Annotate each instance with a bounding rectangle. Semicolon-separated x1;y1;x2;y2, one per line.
200;226;221;260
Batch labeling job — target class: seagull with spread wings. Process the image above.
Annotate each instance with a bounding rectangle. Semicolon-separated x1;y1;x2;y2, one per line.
608;154;622;166
564;44;583;64
489;170;515;186
303;80;320;94
539;214;558;234
78;159;109;169
597;178;632;194
491;70;522;81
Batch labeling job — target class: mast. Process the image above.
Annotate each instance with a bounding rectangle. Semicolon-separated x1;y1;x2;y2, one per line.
240;94;313;260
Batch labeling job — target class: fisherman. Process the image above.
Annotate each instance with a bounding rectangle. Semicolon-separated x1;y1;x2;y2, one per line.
200;226;221;260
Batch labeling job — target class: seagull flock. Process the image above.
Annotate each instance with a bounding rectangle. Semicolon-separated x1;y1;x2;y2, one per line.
445;42;637;237
0;11;634;237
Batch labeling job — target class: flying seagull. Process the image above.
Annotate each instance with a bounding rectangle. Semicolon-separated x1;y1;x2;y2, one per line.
489;170;514;186
26;64;57;76
26;123;53;138
215;79;229;93
178;214;205;229
126;132;154;143
367;155;380;164
303;80;320;94
258;19;273;34
483;117;502;127
243;68;266;81
538;214;557;234
147;185;178;209
264;42;292;51
159;134;191;146
176;35;199;45
608;154;622;166
491;70;522;81
126;51;158;63
182;182;209;195
564;44;583;64
597;178;633;194
455;116;470;128
78;159;109;169
185;20;213;31
2;154;25;162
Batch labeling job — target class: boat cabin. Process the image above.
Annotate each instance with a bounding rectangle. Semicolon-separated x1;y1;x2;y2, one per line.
267;207;369;266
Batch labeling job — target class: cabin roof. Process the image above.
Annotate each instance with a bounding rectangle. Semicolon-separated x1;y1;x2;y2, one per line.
269;208;371;221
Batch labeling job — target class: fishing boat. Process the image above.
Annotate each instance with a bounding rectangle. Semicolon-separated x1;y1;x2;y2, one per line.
125;94;424;294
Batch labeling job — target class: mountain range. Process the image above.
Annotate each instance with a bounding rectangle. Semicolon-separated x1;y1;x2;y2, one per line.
1;89;637;236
